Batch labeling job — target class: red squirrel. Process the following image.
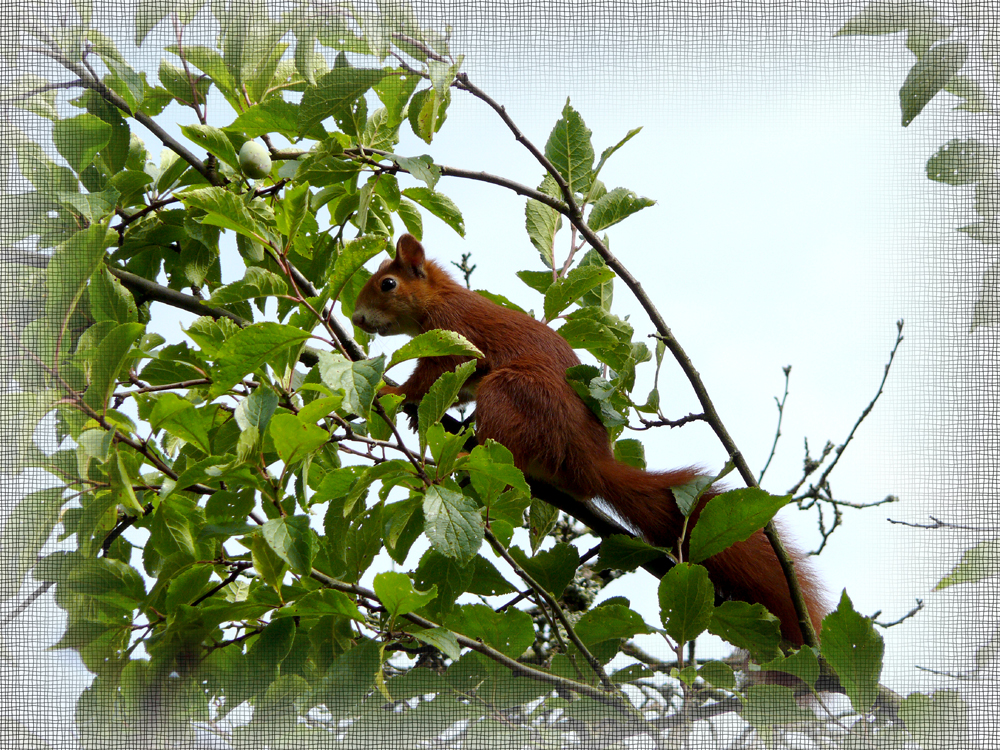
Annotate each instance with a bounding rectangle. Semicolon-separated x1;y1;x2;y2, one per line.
352;234;826;645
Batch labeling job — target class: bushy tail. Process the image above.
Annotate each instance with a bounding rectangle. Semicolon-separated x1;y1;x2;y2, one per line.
595;457;827;645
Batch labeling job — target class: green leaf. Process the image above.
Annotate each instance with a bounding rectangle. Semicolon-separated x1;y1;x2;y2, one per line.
328;460;414;517
279;181;311;249
388;154;440;189
382;496;424;564
262;516;316;576
82;322;146;414
525;189;562;268
413;548;474;618
328;234;388;303
269;413;330;466
946;75;990;113
516;270;555;296
466;555;517;596
401;187;465;236
417;360;477;452
740;684;816;730
230;98;311;140
708;600;782;662
760;646;821;689
299;65;388;135
972;261;1000;331
698;660;736;690
180;44;235;93
136;0;186;46
373;571;437;620
60;556;147;606
407;86;450;144
658;563;715;644
595;534;668;572
143;392;214;454
575;603;651;647
543;264;615;320
422;484;483;563
316;351;385;418
925;139;985;186
835;0;950;59
564;364;627;432
179;186;275;242
209;267;289;305
487;490;532;529
297;395;344;424
587;187;655;232
466;440;530;504
294;155;359;187
111;449;144;515
272;588;364;621
898;691;970;749
0;488;65;599
422;422;470;480
820;591;884;713
593;127;642;183
209;322;312;398
374;72;421;127
53;114;113;174
411;628;461;661
509;542;578;598
688;488;789;564
528;499;559;553
577;248;614;310
936;539;1000;589
149;495;202;560
613;439;645;469
900;42;968;126
91;36;145;113
396;197;423;239
671;475;716;517
544;99;595;195
45;224;110;333
180;124;239;169
89;267;138;324
251;533;288;592
445;603;534;659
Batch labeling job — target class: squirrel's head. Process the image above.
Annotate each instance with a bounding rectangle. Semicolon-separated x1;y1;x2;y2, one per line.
352;234;444;336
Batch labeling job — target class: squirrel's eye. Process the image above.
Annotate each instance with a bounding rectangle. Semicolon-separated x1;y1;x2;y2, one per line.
380;277;397;292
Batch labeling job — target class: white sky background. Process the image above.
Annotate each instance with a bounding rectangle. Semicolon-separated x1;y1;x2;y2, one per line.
5;1;997;745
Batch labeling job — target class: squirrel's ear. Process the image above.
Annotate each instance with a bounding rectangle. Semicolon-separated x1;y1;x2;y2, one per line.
396;234;426;275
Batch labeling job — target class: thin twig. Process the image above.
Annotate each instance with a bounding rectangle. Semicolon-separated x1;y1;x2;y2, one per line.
873;599;923;629
887;515;986;531
758;365;791;484
1;582;54;626
309;570;637;713
798;320;905;504
632;412;706;431
485;528;618;693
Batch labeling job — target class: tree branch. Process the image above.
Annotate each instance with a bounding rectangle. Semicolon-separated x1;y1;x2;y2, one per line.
309;570;639;714
28;44;216;184
452;73;820;648
485;528;618;693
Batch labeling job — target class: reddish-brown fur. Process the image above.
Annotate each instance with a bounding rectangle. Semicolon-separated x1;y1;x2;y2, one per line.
353;235;827;644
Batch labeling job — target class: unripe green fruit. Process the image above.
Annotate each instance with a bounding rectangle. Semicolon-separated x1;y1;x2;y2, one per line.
239;141;272;179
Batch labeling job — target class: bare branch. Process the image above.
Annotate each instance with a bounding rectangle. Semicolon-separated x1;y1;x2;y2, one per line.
758;365;791;484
